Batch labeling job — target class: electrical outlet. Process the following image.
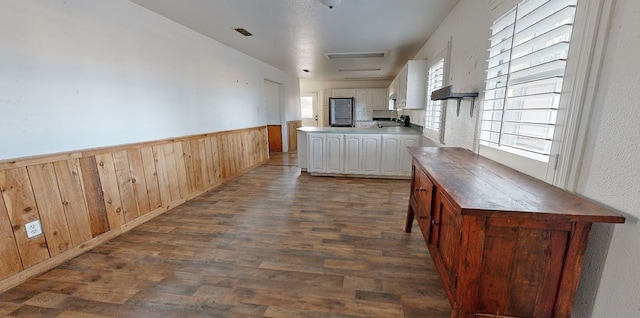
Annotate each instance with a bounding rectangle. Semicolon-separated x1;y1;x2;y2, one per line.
25;220;43;238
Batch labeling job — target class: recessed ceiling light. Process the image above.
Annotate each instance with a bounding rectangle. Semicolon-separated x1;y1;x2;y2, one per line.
325;52;387;59
338;68;382;72
234;28;252;36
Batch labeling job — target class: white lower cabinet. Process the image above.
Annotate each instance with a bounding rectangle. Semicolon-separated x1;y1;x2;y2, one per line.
307;132;418;178
308;134;325;173
325;134;344;173
380;135;402;175
361;135;382;174
344;135;362;174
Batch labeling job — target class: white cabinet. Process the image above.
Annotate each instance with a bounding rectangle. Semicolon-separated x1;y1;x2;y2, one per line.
308;134;325;173
371;89;388;110
306;132;418;178
392;60;428;110
325;134;344;173
361;135;382;174
344;135;362;174
399;135;419;175
331;89;356;98
380;135;420;176
380;135;402;175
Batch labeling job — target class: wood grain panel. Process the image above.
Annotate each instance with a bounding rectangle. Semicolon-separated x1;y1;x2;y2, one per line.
0;194;22;279
0;168;50;268
27;163;73;256
140;147;162;210
94;154;125;229
208;136;221;184
78;157;110;237
126;149;151;216
112;151;139;223
267;125;282;152
172;142;189;198
197;138;210;188
162;144;181;202
152;145;171;207
181;141;197;194
52;159;93;245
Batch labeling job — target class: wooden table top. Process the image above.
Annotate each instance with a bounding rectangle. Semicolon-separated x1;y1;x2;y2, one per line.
408;147;625;224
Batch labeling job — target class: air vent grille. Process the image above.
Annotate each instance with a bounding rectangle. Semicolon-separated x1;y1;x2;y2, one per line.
234;28;253;36
325;52;386;59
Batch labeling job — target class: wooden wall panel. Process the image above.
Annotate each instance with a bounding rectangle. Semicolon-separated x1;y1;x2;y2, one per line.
181;141;197;194
126;149;151;216
162;144;181;202
53;159;93;245
208;136;221;184
0;194;22;280
78;157;110;237
0;168;50;268
27;163;73;256
0;126;268;290
152;145;171;207
95;154;125;229
173;142;189;198
198;139;211;188
112;151;139;223
287;120;302;151
140;147;162;210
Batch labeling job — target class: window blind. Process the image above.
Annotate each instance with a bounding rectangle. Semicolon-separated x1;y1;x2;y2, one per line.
480;0;576;163
425;58;445;134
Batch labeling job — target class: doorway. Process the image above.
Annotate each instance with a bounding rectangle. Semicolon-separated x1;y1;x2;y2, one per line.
264;79;284;153
301;92;318;127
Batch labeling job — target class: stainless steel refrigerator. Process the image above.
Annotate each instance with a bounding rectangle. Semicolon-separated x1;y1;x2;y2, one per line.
329;97;354;127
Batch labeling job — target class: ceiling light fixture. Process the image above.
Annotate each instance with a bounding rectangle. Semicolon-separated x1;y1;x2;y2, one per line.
325;52;387;59
338;68;382;72
319;0;342;9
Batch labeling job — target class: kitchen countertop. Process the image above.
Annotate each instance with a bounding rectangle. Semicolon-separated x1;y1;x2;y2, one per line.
297;126;421;135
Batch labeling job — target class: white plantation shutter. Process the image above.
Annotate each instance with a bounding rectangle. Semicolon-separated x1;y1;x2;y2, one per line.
425;58;445;139
480;0;577;163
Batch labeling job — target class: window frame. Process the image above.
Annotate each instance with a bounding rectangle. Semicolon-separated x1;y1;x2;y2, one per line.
423;42;451;144
477;0;611;186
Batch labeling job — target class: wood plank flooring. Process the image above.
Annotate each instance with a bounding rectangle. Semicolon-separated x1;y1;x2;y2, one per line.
0;152;450;317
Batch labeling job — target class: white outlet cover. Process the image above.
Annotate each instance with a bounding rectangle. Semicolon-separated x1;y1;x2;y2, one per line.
25;220;43;238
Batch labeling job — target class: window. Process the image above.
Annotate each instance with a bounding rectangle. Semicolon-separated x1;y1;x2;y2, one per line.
480;0;576;163
301;96;313;119
425;58;445;140
424;44;450;143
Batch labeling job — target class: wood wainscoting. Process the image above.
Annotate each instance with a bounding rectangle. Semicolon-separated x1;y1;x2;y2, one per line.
0;126;269;292
286;120;302;152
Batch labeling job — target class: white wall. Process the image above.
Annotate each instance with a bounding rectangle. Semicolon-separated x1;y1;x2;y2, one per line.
405;0;491;149
0;0;300;161
264;80;281;125
412;0;640;316
572;0;640;316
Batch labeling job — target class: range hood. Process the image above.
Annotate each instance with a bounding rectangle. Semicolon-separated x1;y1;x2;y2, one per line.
431;85;478;117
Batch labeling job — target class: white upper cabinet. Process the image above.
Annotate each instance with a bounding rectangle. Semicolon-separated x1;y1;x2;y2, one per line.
393;60;428;110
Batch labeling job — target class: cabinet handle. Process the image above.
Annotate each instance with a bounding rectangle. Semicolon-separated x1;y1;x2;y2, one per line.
431;220;439;226
415;187;426;192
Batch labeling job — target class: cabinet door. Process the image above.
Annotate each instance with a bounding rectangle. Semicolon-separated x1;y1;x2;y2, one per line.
361;135;381;174
412;166;434;241
307;134;325;173
371;88;388;110
331;89;356;98
324;134;343;173
399;136;420;176
380;135;401;175
430;190;462;295
344;135;362;174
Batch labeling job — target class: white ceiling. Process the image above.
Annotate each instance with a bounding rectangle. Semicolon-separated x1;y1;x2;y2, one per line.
129;0;460;82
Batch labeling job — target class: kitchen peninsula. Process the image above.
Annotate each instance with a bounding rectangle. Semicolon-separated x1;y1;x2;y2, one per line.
297;126;421;178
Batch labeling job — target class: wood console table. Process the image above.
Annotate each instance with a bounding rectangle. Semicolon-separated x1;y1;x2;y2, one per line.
405;147;625;318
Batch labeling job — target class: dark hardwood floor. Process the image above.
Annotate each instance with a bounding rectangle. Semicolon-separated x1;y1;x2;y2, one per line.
0;152;450;317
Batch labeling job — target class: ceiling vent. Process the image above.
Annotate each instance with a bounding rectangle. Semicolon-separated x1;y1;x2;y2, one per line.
338;68;382;72
234;28;253;36
325;52;386;59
